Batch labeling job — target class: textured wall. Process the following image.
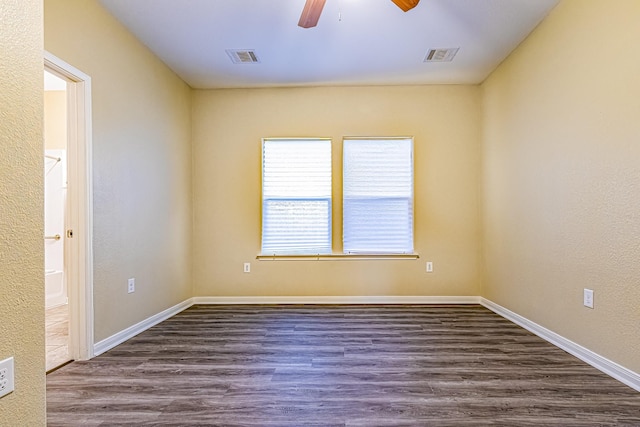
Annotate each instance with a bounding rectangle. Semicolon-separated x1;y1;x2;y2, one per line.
192;86;482;297
0;0;46;425
481;0;640;373
45;0;192;342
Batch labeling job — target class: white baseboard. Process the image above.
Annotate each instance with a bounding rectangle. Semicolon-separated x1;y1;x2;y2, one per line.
93;298;194;356
192;295;481;305
481;298;640;392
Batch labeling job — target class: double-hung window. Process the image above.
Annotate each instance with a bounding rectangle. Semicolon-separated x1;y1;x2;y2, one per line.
261;138;332;255
343;137;414;254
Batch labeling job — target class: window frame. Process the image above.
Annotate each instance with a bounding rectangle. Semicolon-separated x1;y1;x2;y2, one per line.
342;136;415;255
257;136;418;260
260;137;333;255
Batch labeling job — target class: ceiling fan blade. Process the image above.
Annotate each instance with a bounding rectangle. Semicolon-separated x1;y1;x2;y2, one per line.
298;0;327;28
390;0;420;12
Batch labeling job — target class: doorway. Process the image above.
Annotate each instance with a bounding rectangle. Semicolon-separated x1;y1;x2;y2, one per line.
44;70;69;370
44;52;94;370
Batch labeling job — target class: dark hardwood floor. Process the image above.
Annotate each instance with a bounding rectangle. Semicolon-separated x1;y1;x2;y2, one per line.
46;305;640;426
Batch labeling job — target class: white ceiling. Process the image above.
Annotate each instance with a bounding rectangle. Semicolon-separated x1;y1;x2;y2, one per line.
98;0;559;89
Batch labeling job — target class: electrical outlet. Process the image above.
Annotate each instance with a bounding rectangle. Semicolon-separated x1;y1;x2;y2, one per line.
128;278;135;294
0;357;15;398
243;263;251;273
584;288;594;309
426;262;433;273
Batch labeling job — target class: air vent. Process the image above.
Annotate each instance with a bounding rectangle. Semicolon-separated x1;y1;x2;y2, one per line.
226;49;260;64
424;48;459;63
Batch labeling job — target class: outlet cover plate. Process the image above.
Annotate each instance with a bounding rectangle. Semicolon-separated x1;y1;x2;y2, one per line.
0;357;15;398
584;288;594;309
128;278;135;293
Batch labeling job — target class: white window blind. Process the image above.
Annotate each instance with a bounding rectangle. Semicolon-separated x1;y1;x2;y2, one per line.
262;138;332;254
343;138;414;254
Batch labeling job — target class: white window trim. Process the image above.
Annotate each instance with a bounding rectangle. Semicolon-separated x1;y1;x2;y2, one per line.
258;136;419;260
342;136;415;255
261;137;333;255
256;253;419;261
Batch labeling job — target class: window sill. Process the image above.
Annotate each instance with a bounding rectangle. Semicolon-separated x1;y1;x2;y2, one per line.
257;253;419;261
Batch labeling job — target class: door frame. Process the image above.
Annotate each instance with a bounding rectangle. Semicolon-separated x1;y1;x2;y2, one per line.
44;51;94;360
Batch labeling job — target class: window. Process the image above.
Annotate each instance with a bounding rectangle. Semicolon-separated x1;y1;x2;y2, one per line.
343;137;414;254
261;138;332;254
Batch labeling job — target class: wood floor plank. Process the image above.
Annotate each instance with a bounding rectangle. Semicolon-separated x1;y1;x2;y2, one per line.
46;305;640;426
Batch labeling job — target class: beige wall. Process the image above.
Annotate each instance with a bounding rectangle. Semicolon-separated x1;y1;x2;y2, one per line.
45;0;193;342
192;86;482;297
0;1;45;425
44;90;67;150
481;0;640;372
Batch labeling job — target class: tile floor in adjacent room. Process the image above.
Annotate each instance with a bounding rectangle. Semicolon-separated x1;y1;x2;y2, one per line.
46;304;70;372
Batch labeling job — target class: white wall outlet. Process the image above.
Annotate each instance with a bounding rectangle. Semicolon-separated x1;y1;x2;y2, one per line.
584;288;594;309
0;357;15;399
426;261;433;273
128;278;135;294
243;263;251;273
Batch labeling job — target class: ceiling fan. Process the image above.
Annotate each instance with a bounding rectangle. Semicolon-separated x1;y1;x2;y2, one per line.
299;0;420;28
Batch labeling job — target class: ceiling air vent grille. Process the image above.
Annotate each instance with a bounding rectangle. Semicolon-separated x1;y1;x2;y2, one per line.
424;48;459;62
226;49;260;64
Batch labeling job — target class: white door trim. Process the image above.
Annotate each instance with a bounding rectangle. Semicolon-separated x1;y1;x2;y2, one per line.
44;51;94;360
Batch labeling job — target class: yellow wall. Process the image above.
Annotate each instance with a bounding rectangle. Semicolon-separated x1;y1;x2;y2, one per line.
192;86;482;297
44;0;193;342
0;1;45;425
481;0;640;372
44;91;67;150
